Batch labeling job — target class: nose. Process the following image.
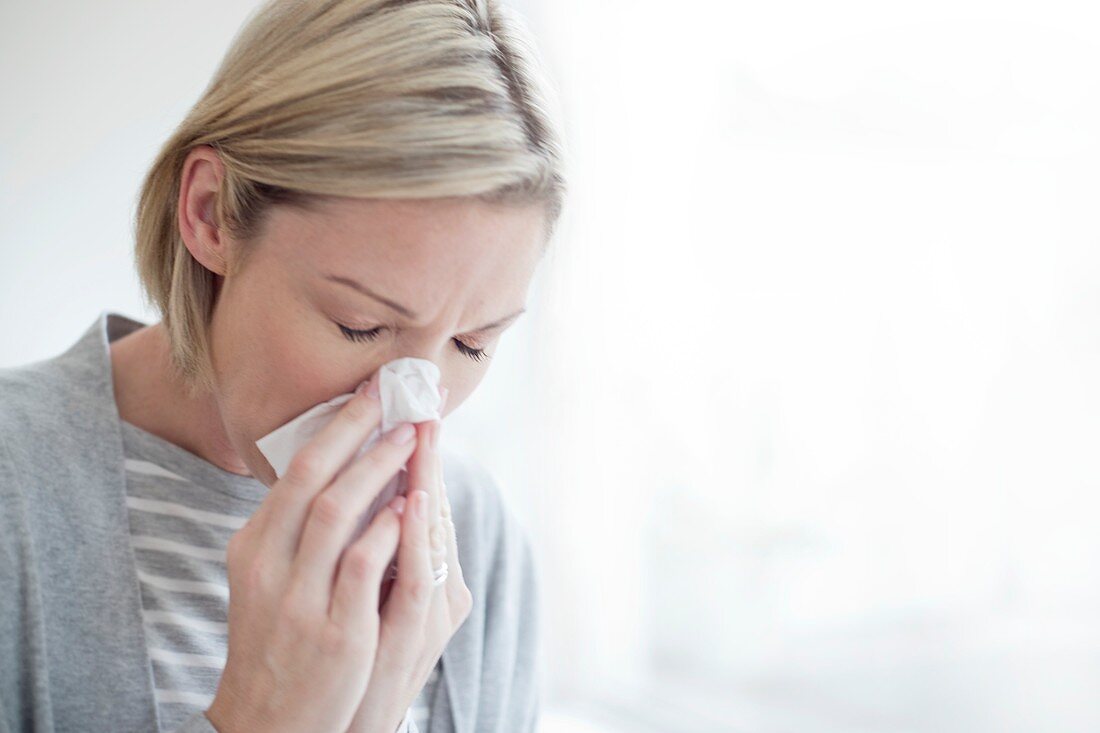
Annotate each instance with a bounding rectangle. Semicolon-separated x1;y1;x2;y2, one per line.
385;330;451;371
364;349;448;401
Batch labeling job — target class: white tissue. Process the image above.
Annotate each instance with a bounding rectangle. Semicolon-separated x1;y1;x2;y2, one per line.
255;357;442;545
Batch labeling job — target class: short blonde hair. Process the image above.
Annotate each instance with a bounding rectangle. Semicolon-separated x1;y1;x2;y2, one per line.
134;0;567;398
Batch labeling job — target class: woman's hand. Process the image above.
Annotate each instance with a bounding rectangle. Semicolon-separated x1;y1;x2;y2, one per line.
345;392;475;733
205;370;419;733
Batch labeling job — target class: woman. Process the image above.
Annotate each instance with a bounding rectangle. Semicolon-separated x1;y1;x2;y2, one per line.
0;0;565;731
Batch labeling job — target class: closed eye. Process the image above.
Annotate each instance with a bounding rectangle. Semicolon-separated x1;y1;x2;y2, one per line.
336;323;490;363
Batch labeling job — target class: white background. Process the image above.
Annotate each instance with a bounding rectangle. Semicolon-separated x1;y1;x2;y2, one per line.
4;1;1100;731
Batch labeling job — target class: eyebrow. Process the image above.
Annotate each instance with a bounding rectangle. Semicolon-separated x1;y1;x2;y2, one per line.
323;273;526;333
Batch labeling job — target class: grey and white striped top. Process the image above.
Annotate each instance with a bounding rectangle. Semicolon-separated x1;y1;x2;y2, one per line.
119;417;440;732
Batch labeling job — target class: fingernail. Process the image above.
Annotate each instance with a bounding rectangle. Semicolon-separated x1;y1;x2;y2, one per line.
389;495;407;516
416;490;429;519
385;422;415;444
432;419;441;449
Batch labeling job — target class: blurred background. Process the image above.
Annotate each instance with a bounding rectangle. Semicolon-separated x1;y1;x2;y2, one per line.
3;1;1100;731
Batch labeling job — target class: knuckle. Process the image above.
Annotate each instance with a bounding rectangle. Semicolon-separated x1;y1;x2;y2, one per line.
457;584;474;613
311;491;348;530
353;450;381;475
340;396;376;424
449;582;474;619
286;447;325;485
317;622;359;656
277;594;313;637
429;525;447;553
316;616;371;655
344;544;383;581
369;434;411;462
408;576;435;605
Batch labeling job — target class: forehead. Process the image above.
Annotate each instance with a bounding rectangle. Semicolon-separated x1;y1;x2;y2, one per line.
259;196;545;308
273;197;542;266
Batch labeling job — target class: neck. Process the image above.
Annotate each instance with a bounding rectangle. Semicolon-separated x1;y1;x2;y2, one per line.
109;322;254;478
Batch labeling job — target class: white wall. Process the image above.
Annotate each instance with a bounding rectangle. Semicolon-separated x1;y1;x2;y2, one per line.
2;1;251;358
529;1;1100;731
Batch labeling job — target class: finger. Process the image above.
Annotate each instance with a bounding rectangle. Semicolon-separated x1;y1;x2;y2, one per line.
433;477;459;581
415;418;444;564
426;405;462;589
286;420;418;615
329;498;403;632
422;421;446;562
433;451;464;589
256;370;387;560
377;495;407;611
383;426;437;623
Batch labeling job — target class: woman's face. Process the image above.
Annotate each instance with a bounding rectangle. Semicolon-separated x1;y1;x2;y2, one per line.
181;148;546;486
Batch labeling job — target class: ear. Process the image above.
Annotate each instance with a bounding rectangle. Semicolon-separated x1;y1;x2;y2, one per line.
178;144;231;276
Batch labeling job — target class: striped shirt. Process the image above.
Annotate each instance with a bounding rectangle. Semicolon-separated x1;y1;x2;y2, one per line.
119;418;440;732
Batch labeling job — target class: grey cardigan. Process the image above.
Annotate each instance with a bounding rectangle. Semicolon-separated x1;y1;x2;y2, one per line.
0;310;541;733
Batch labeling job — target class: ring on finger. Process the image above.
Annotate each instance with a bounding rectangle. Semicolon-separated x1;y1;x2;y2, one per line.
432;559;449;586
385;549;447;583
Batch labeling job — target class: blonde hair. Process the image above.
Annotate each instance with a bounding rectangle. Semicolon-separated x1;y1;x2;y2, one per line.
134;0;567;398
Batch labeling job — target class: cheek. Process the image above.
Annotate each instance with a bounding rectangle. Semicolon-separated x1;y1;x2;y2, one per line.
226;266;352;393
269;337;334;393
233;317;353;431
443;374;484;416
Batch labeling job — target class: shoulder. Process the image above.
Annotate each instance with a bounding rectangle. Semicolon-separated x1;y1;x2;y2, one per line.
0;359;75;472
0;311;125;453
0;358;95;552
1;311;150;473
0;360;59;431
0;340;108;446
0;347;123;508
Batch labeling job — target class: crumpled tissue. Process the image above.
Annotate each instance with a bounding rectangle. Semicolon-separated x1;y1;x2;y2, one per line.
255;357;442;549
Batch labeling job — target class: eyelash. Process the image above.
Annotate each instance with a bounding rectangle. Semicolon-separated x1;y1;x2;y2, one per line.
336;323;491;363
